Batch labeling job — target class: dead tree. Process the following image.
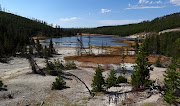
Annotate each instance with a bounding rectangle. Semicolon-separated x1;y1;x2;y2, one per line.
76;36;87;55
101;40;104;54
88;35;92;54
105;42;108;55
27;54;45;76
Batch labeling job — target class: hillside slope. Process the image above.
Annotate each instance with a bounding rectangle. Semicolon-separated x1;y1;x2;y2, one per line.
0;11;63;58
74;12;180;36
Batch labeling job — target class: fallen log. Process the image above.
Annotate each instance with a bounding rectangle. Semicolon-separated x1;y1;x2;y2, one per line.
60;71;94;96
27;54;45;76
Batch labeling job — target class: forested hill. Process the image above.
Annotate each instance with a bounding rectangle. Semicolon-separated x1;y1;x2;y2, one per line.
0;11;66;58
75;12;180;36
0;11;63;37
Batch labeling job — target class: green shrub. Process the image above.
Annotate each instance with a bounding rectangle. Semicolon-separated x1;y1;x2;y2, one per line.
46;60;77;76
46;60;55;70
53;59;65;69
65;61;77;70
144;80;153;87
0;80;7;88
106;70;117;89
0;80;3;88
51;76;66;90
45;59;64;76
47;70;61;76
43;46;51;59
116;76;127;84
155;56;162;67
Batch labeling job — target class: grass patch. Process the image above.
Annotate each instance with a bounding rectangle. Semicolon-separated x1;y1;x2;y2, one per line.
94;92;105;96
81;97;92;101
141;102;157;106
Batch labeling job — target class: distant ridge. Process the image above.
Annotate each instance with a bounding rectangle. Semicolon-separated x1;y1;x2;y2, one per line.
73;12;180;36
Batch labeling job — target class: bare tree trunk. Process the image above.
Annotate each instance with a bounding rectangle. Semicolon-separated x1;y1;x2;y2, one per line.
88;35;92;55
101;40;104;54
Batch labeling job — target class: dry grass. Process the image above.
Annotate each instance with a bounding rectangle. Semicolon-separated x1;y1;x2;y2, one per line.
65;54;170;64
141;102;157;106
65;54;136;64
32;36;48;40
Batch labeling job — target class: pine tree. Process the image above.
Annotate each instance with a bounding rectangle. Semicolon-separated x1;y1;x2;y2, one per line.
121;54;127;75
164;60;180;105
155;35;160;54
106;69;117;89
30;39;35;47
52;76;66;90
0;42;4;58
29;45;33;55
116;76;127;84
49;39;54;54
16;43;21;53
155;55;162;67
131;42;153;88
43;46;49;59
36;39;42;56
135;38;139;54
91;67;105;92
23;45;27;55
20;45;27;56
0;80;3;88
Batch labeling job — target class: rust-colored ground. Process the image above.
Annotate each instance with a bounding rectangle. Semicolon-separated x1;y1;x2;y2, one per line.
65;55;170;64
79;65;107;71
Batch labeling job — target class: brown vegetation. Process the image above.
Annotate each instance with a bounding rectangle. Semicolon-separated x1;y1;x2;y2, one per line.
32;36;48;40
65;54;170;64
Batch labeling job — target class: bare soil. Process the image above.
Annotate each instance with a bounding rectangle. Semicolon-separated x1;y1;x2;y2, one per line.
0;46;168;106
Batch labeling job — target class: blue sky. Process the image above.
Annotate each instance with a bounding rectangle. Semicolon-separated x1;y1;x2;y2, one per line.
0;0;180;28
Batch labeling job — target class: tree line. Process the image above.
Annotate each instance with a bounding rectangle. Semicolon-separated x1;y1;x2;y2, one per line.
144;32;180;59
67;12;180;36
0;11;75;60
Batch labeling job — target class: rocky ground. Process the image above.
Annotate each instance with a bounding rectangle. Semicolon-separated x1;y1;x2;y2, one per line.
0;46;167;106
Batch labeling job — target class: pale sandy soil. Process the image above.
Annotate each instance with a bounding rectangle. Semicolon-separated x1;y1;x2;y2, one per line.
137;94;160;104
150;67;167;84
159;27;180;34
0;47;167;106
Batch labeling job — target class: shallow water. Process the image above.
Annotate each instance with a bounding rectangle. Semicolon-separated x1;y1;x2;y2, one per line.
45;36;134;47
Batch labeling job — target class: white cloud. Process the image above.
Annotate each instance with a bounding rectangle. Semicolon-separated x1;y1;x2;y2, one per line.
101;9;111;13
139;0;162;4
99;19;143;25
60;17;78;22
170;0;180;6
126;5;165;9
127;0;164;10
156;0;162;4
139;0;149;4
